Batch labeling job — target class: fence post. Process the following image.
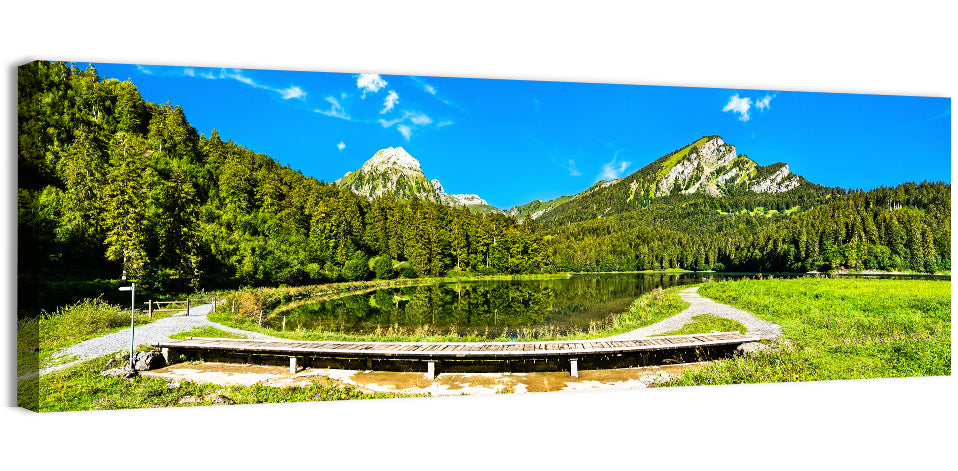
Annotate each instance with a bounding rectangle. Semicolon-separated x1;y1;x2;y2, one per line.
187;298;191;316
258;310;263;326
231;300;235;313
213;298;217;313
148;300;153;318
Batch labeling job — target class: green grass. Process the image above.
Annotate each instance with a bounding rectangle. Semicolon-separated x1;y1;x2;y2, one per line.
18;298;179;374
651;314;746;336
18;353;412;412
657;137;709;181
656;278;950;387
168;326;247;340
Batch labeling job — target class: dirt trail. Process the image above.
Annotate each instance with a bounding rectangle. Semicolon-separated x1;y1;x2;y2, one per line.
20;301;278;380
600;286;781;341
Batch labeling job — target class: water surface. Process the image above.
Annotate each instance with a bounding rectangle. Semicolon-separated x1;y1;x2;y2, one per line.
269;272;947;339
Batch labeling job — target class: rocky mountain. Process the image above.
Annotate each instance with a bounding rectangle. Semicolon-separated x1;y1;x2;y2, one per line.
508;135;811;222
335;147;496;212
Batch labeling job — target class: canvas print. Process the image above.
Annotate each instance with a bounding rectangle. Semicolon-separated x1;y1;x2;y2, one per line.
16;61;950;412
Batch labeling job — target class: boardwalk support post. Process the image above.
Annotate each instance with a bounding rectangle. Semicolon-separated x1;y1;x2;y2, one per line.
290;356;297;374
570;358;578;378
161;347;175;364
426;360;437;379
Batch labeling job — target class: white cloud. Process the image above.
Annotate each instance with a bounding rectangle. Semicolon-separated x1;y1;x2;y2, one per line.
755;93;776;111
378;117;402;128
723;94;752;121
191;68;307;100
357;73;387;97
279;86;306;100
397;124;412;141
136;65;154;75
406;111;432;126
337;141;346;151
598;154;631;181
315;96;350;120
437;120;454;127
412;76;437;95
381;90;399;114
568;159;582;176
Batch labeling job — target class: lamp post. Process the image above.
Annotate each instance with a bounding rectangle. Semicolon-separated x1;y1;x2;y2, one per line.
119;283;135;369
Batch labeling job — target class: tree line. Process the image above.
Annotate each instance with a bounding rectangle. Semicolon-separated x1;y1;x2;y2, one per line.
545;181;950;274
17;61;950;315
17;61;550;314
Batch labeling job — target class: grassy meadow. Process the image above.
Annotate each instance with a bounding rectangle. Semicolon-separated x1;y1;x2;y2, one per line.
18;276;950;411
657;278;950;387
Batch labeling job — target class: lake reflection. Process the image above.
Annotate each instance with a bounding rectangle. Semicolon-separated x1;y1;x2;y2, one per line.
272;273;726;338
269;272;948;339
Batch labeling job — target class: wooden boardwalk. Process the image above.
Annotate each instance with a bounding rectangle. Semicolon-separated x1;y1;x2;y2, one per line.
155;332;759;378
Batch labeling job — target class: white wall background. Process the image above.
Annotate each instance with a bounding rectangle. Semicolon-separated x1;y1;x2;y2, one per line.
2;2;954;469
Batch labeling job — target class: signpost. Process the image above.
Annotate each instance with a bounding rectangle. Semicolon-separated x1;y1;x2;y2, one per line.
119;283;135;369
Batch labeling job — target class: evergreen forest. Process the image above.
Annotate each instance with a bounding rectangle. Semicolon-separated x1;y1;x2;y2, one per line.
17;61;951;316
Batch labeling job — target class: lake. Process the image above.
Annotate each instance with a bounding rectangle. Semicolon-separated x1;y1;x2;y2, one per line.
267;272;948;339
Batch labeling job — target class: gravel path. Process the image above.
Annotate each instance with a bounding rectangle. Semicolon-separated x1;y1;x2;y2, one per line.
23;301;278;379
600;286;781;341
22;286;779;380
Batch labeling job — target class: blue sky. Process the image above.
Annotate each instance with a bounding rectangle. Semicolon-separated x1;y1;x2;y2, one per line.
90;62;950;209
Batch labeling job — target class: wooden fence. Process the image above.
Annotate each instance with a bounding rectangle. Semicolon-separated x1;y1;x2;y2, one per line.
143;297;220;317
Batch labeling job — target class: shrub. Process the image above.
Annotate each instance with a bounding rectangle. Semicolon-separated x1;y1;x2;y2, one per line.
342;258;371;282
39;298;128;349
371;255;394;280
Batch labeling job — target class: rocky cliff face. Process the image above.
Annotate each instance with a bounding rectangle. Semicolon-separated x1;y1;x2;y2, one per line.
508;135;810;223
655;136;801;197
335;147;492;209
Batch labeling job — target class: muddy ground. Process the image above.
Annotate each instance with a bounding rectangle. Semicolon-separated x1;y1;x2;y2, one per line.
140;361;703;395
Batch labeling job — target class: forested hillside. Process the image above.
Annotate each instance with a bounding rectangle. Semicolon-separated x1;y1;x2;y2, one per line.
17;61;550;315
17;61;950;317
545;181;950;273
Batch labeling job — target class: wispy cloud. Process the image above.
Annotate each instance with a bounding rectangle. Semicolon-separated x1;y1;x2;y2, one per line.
379;110;434;139
406;111;432;126
337;141;346;151
598;153;631;181
723;94;752;121
378;117;403;128
410;76;462;110
192;68;307;101
315;96;350;120
437;120;454;127
568;159;582;176
755;93;776;111
357;74;387;98
381;90;399;114
411;76;437;95
397;124;412;141
137;65;154;75
279;86;306;100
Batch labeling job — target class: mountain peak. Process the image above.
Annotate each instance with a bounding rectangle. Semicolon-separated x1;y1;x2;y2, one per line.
335;147;495;212
363;147;423;175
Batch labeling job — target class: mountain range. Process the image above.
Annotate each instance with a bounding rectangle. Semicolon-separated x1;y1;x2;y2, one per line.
336;135;813;219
